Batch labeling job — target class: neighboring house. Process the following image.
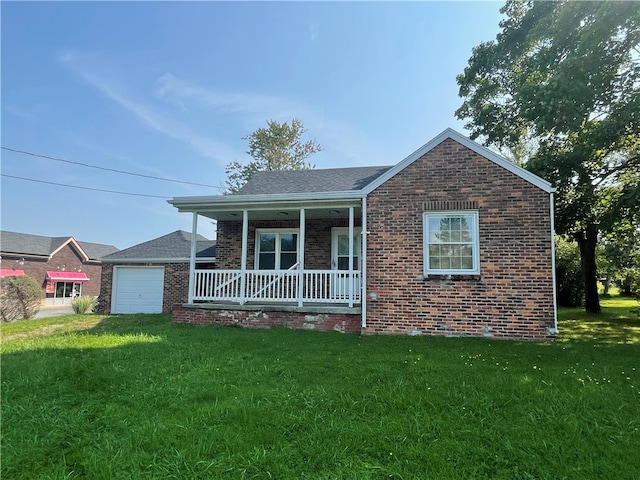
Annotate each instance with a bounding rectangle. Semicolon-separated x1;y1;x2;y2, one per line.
168;129;557;341
99;230;216;314
0;231;118;305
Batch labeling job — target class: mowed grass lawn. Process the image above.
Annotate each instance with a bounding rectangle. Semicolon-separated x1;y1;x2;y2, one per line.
2;298;639;479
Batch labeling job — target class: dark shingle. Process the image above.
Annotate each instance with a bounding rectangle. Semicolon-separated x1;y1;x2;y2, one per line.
236;166;392;195
101;230;215;261
0;231;118;260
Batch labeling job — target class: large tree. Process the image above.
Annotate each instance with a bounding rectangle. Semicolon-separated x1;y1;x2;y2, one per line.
456;0;640;313
225;118;322;193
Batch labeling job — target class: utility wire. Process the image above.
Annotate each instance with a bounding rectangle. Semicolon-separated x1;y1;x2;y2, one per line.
1;146;220;189
1;173;169;199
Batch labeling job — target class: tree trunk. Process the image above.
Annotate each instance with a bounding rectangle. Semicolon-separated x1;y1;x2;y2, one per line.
574;225;601;313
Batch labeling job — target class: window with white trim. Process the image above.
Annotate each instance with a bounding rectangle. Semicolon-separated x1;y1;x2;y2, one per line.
255;229;299;270
423;211;479;275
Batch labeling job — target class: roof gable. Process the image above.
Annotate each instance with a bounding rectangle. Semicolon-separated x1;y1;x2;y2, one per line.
363;128;554;194
0;230;118;260
168;128;553;214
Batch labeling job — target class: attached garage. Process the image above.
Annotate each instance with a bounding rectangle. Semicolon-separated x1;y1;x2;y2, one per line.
112;266;165;314
99;231;216;314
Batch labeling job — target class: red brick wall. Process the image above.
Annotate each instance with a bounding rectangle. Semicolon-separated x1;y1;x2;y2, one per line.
98;264;114;312
163;263;190;311
363;138;555;340
216;218;361;270
2;244;104;300
98;263;190;313
173;305;361;333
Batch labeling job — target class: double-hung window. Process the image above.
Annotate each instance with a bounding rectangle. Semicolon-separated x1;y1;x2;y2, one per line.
256;229;299;270
423;211;479;275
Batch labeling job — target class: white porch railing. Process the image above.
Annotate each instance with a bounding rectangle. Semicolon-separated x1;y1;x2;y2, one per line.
193;269;361;304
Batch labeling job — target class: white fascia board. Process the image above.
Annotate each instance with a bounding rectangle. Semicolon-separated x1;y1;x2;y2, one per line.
168;190;366;212
50;237;90;262
101;257;216;264
362;128;555;195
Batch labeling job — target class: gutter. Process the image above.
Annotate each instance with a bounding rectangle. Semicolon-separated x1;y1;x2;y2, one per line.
101;257;216;264
168;190;367;210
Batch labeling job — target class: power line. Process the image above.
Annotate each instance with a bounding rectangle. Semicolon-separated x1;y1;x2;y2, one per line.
1;146;221;189
1;173;169;199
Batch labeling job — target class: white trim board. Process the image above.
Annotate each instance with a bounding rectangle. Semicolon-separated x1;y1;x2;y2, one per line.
362;128;555;195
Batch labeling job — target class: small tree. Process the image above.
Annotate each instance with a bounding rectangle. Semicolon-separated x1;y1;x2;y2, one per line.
225;118;322;193
0;275;44;322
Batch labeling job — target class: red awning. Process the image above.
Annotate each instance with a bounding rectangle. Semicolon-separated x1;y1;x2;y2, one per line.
46;271;89;282
0;269;25;278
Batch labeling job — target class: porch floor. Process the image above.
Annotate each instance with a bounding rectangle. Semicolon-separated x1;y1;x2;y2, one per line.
185;301;361;315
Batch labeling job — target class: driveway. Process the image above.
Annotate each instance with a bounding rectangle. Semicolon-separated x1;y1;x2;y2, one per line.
35;305;74;318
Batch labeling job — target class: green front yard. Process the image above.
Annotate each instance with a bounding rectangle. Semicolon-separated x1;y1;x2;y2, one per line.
1;298;639;479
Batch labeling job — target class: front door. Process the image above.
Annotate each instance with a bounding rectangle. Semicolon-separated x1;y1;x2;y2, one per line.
331;228;361;299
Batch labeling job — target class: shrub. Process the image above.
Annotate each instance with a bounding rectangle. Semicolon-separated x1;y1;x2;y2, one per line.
71;296;97;314
0;275;44;322
555;236;584;307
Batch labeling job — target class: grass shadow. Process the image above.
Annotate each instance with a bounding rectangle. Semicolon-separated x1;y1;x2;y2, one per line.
558;297;640;344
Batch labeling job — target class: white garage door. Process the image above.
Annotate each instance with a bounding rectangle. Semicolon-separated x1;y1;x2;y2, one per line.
112;267;165;314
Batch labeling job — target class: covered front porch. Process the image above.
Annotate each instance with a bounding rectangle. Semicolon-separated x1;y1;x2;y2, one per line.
170;192;369;328
193;268;361;305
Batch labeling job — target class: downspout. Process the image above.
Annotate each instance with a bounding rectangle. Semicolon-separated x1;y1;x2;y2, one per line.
361;197;367;329
549;192;558;334
188;212;198;304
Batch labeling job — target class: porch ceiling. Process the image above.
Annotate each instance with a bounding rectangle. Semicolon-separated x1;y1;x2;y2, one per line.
196;205;363;221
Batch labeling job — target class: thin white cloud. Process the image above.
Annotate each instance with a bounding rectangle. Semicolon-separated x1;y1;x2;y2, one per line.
58;51;239;167
309;23;319;41
57;50;393;172
155;73;291;118
4;105;37;120
153;74;394;166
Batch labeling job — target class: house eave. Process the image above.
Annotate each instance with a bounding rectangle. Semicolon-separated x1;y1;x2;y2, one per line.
101;257;216;264
362;128;555;195
168;190;366;212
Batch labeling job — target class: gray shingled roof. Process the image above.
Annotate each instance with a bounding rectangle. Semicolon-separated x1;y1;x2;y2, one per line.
0;230;119;260
236;166;393;195
101;230;216;262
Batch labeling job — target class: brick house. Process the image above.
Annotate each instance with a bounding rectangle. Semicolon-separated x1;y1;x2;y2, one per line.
168;129;557;341
99;230;215;314
0;231;118;305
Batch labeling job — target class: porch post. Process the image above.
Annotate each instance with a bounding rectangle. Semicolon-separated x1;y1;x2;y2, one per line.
298;208;305;307
361;197;367;328
240;209;249;305
348;206;354;308
188;212;198;304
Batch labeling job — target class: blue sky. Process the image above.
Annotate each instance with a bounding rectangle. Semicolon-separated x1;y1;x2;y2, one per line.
1;1;503;249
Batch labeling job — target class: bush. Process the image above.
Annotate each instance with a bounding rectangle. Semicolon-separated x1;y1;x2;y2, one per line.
0;275;44;322
555;236;584;307
71;296;97;314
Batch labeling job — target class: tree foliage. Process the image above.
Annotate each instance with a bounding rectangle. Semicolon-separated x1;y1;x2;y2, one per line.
555;235;584;307
456;0;640;313
0;275;44;322
225;118;322;194
598;217;640;295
